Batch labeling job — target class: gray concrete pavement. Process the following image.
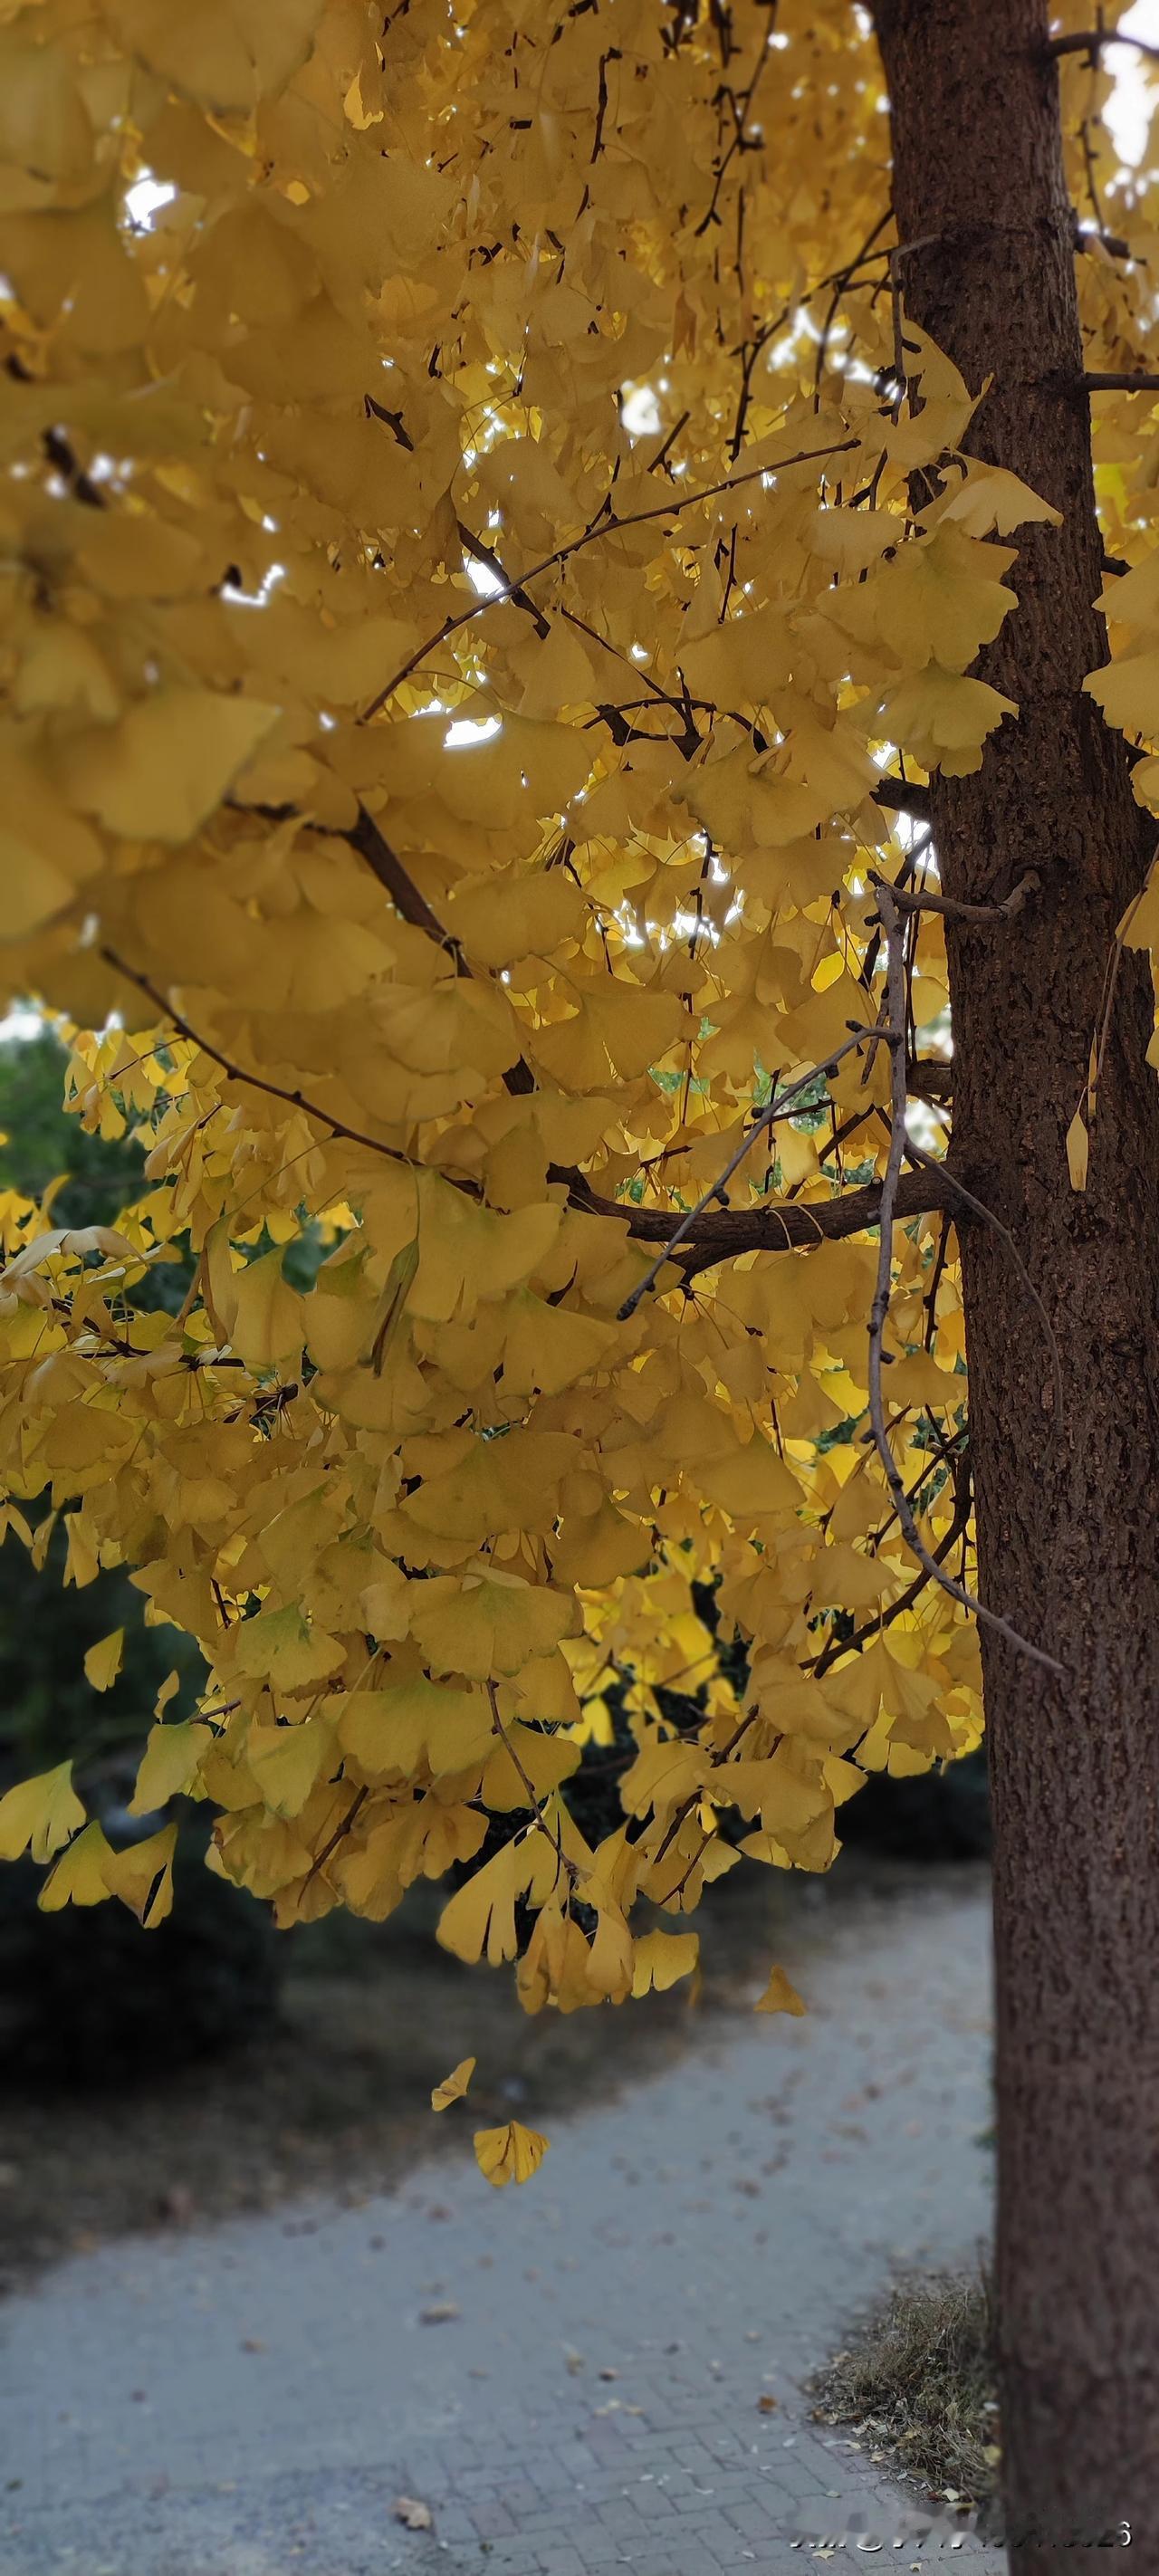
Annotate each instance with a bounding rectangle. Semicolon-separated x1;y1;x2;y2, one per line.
0;1870;1002;2573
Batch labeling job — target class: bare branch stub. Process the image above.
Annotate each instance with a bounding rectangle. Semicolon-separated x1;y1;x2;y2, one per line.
1083;372;1159;394
871;867;1039;926
1046;28;1159;66
871;775;931;821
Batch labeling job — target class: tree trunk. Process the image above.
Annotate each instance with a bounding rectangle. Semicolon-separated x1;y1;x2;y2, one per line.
871;0;1159;2556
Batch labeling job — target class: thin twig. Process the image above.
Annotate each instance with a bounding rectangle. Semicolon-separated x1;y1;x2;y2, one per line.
486;1681;574;1884
903;1136;1064;1427
100;947;415;1168
302;1786;369;1892
809;1459;973;1678
361;436;859;718
908;1056;953;1104
456;519;550;637
867;886;1064;1676
1079;853;1156;1158
647;1703;761;1875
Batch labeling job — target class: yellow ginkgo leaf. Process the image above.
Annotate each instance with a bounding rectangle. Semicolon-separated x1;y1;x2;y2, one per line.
410;1570;579;1680
1083;651;1159;745
340;1678;494;1779
154;1670;181;1720
83;1627;124;1692
0;1760;85;1864
246;1717;335;1818
129;1719;213;1815
878;667;1018;776
937;464;1062;538
230;1248;305;1374
39;1818;115;1910
1119;859;1159;951
436;1834;555;1967
1066;1106;1090;1194
1092;548;1159;630
431;2055;476;2112
825;525;1017;674
64;687;281;845
630;1930;700;1997
473;2120;551;2188
233;1604;345;1691
102;1823;178;1927
754;1964;807;2017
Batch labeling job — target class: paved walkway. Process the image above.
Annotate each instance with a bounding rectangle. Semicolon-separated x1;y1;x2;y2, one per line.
0;1871;1003;2573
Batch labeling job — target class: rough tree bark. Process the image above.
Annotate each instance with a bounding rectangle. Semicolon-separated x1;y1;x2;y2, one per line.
871;0;1159;2556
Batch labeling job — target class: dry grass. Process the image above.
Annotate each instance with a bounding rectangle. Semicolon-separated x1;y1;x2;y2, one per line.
814;2269;1000;2505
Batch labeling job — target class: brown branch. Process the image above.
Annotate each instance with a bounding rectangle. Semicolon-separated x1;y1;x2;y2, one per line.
907;1056;953;1104
110;833;959;1288
1047;29;1159;64
599;1164;958;1277
344;807;536;1098
617;1027;887;1317
645;408;692;476
871;776;931;820
365;394;415;449
870;866;1039;925
344;808;471;972
340;819;962;1273
43;426;105;510
456;519;551;638
112;909;959;1275
1076;223;1135;263
1083;372;1159;394
589;46;621;165
692;14;777;240
303;1786;369;1893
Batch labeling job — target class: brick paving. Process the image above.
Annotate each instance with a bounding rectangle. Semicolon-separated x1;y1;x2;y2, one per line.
0;1869;1003;2572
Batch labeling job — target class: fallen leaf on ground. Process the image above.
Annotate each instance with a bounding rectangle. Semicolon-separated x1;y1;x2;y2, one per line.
419;2302;460;2323
392;2495;434;2530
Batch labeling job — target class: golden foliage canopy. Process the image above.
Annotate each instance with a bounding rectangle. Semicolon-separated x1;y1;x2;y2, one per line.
1;0;1157;2024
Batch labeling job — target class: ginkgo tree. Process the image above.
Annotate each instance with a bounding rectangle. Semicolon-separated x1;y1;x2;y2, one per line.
0;0;1157;2548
